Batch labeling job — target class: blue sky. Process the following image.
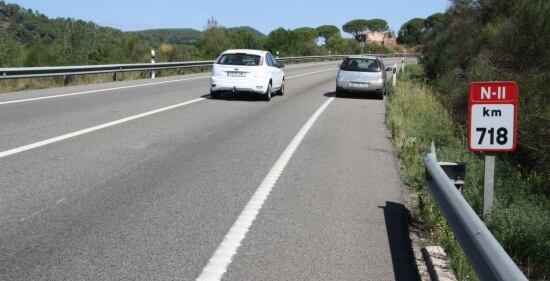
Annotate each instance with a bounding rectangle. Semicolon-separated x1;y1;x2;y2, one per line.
5;0;450;36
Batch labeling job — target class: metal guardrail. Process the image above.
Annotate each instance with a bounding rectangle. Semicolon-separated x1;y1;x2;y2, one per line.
0;53;419;80
423;142;527;281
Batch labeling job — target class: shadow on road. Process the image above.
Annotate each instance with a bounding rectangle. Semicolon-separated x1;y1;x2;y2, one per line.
380;202;421;281
208;92;276;102
323;92;382;100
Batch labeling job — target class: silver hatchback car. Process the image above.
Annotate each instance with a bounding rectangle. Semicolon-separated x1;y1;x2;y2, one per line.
335;55;391;99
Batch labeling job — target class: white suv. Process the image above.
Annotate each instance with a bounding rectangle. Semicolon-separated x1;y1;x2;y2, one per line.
210;49;285;101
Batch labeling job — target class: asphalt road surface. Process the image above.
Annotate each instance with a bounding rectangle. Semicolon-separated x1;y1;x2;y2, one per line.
0;58;419;280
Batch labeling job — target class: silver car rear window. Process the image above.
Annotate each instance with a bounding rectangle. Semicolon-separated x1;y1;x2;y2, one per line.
217;53;261;66
340;58;380;72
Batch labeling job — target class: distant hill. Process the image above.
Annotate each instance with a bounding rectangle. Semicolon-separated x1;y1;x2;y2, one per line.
0;2;122;45
127;28;202;45
228;26;265;37
129;26;265;46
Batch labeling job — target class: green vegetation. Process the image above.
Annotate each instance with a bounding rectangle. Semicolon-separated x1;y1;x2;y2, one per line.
387;64;549;280
396;18;426;45
421;0;550;174
228;26;265;38
394;3;550;277
128;28;202;45
396;13;445;45
0;1;392;72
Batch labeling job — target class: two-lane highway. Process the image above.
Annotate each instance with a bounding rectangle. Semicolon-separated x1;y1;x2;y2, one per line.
0;59;418;280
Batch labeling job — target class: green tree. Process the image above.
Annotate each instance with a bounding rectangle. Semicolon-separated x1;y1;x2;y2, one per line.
265;27;294;56
397;18;425;44
23;40;56;66
60;20;93;65
424;13;446;32
316;25;340;42
120;35;148;63
227;28;263;49
196;26;232;58
292;27;321;55
342;19;370;37
366;19;389;32
0;30;22;66
293;27;318;41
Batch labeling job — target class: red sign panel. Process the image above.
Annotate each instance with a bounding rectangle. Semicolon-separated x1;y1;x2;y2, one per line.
468;81;518;152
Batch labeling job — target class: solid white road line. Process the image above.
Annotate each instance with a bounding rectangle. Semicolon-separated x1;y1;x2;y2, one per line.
0;97;206;159
0;68;338;159
0;76;210;106
196;96;336;281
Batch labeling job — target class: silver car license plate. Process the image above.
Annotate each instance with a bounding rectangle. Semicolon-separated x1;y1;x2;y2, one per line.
350;82;368;88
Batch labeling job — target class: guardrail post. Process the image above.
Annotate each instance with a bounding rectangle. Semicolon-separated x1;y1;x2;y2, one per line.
63;75;69;86
436;162;466;192
113;72;117;82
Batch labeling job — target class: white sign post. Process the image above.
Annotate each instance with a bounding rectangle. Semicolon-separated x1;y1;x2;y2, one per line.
468;81;518;220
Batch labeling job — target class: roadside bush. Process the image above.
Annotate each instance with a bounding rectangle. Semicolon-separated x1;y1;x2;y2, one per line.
422;0;550;173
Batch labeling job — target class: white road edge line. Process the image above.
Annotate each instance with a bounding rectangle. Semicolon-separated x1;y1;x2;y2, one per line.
0;76;211;106
196;96;336;281
0;97;206;159
0;68;337;159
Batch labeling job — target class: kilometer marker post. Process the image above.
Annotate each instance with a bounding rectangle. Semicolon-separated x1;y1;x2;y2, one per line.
483;153;495;220
151;49;156;79
468;81;518;221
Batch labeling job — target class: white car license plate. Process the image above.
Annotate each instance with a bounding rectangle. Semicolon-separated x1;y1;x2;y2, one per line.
227;72;246;77
350;82;368;88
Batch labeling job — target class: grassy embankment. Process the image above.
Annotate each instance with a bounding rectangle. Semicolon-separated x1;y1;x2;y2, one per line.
386;63;549;280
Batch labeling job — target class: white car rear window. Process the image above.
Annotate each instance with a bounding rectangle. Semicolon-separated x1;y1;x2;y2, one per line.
217;53;261;66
